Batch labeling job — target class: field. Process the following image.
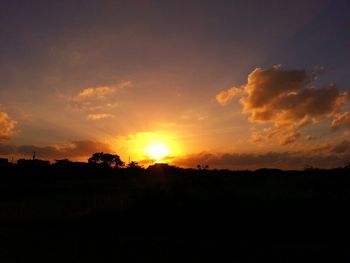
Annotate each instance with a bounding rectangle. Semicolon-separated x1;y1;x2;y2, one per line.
0;163;349;262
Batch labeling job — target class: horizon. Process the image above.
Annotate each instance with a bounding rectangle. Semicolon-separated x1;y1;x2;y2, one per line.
1;152;349;171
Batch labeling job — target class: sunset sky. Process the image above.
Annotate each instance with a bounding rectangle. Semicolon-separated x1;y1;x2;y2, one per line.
1;0;350;169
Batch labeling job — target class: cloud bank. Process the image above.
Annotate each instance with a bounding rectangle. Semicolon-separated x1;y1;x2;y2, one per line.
174;142;350;170
216;65;349;144
0;140;113;160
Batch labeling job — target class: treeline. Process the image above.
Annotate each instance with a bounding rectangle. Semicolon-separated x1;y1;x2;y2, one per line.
1;151;350;172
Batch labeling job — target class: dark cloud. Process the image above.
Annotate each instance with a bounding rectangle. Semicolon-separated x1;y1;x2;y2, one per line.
216;65;349;144
331;140;350;154
0;140;113;160
174;149;349;170
0;144;16;155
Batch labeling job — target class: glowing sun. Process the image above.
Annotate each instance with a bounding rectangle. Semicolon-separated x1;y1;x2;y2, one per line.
146;143;171;161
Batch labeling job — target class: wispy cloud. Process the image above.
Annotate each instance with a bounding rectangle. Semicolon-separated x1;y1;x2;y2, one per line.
332;112;350;129
58;81;132;122
74;83;130;101
279;131;301;145
87;113;114;121
67;81;131;115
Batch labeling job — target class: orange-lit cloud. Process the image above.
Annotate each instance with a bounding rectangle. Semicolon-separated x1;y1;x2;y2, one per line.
76;86;116;99
74;82;131;101
279;131;301;145
216;86;244;105
87;113;114;120
0;111;17;140
331;112;350;129
68;81;131;117
217;65;349;144
306;135;317;141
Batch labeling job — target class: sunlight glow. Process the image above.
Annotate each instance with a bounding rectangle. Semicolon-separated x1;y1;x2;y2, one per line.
146;143;171;161
111;131;183;165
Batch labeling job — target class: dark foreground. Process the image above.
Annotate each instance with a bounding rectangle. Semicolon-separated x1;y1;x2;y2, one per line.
0;163;350;262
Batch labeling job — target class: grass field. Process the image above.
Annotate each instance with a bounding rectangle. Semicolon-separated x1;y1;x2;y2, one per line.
0;164;349;262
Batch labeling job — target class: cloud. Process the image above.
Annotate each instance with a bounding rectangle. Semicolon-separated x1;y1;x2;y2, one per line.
331;140;350;154
250;132;267;143
0;140;113;160
306;135;317;141
74;82;131;101
0;111;17;140
173;148;350;170
217;65;349;144
250;127;279;143
279;131;300;145
0;144;16;155
308;143;332;153
87;113;114;120
331;112;350;129
216;86;243;105
343;130;350;137
76;86;116;100
76;86;116;99
68;81;131;117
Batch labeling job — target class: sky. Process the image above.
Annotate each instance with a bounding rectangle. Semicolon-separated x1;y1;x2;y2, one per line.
0;0;350;169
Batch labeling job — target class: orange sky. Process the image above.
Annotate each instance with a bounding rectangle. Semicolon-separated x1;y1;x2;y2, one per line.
0;1;350;169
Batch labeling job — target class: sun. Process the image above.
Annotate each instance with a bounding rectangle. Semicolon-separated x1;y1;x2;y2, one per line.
113;131;182;165
145;143;171;161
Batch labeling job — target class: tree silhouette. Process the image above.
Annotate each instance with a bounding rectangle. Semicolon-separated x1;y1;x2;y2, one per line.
88;152;124;168
197;164;209;170
304;164;314;170
127;161;141;168
54;159;71;166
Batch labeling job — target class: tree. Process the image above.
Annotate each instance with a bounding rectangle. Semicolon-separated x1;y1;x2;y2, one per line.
127;161;141;168
88;152;124;168
54;159;71;166
304;164;314;170
197;164;209;170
